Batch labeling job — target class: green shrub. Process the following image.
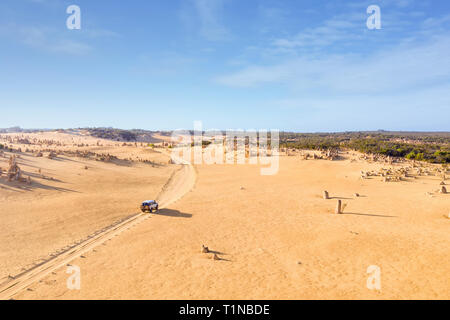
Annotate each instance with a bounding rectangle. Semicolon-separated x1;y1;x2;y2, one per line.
415;153;424;161
406;151;416;159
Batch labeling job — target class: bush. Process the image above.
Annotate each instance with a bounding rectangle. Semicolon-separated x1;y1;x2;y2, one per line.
434;151;450;163
415;153;424;161
406;151;416;160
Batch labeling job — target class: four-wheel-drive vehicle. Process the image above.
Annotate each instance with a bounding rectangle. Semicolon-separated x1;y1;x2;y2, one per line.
141;200;159;213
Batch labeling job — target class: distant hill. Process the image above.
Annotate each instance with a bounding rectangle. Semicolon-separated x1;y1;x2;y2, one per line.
82;127;172;143
0;127;51;133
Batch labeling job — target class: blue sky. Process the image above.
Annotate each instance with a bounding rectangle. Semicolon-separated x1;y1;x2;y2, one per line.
0;0;449;131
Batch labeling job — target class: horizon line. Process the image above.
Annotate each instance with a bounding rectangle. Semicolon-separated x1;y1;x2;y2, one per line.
1;126;449;135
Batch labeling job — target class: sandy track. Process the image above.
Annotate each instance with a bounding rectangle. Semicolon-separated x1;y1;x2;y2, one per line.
0;150;195;300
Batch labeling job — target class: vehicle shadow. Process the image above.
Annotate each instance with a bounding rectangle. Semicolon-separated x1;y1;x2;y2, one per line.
156;208;192;218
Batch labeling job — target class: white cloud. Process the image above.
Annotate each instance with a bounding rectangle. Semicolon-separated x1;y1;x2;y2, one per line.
195;0;229;40
269;10;371;51
216;34;450;96
0;22;119;55
17;26;92;55
216;3;450;97
422;13;450;31
182;0;230;41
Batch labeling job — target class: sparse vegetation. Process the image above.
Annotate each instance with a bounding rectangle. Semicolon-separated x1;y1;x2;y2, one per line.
280;132;450;164
191;141;212;147
84;128;167;142
88;128;138;141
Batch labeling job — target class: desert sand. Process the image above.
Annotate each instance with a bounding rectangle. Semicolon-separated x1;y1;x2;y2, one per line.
1;131;449;299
